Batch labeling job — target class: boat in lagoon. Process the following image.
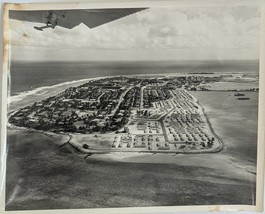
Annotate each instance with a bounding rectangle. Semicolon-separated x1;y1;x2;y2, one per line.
237;97;250;100
234;92;245;96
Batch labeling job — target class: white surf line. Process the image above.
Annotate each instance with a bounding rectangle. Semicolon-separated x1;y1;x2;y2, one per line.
8;76;112;104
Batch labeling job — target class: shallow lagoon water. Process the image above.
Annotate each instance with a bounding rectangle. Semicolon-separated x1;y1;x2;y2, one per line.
6;89;258;210
191;91;258;165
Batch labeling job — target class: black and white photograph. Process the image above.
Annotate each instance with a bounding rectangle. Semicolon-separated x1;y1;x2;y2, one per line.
1;1;265;212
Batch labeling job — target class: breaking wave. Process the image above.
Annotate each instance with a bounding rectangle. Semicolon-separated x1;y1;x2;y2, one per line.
8;78;96;104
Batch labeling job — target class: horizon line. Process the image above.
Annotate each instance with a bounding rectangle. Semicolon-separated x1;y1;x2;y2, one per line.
10;59;259;63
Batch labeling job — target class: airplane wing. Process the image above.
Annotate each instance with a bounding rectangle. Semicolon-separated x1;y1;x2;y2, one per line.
9;8;148;29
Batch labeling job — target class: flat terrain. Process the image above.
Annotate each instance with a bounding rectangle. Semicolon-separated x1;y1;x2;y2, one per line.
6;91;258;210
9;76;224;154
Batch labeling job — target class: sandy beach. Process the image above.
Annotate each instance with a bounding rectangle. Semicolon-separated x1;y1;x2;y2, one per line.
5;2;261;210
5;78;258;210
8;77;109;112
5;128;256;210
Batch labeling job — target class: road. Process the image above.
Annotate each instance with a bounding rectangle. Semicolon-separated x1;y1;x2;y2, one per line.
140;86;146;109
109;86;134;116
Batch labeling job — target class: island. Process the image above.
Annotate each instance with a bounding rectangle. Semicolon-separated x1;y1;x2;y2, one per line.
10;74;257;154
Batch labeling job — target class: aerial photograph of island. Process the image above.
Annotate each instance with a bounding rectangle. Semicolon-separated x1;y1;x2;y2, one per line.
5;3;260;211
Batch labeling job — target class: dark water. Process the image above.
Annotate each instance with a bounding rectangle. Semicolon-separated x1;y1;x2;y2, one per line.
9;60;259;96
6;91;258;210
6;60;260;210
6;129;255;210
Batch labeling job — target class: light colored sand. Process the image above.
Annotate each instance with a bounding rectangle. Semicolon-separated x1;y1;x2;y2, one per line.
8;77;108;112
8;77;257;185
204;81;259;91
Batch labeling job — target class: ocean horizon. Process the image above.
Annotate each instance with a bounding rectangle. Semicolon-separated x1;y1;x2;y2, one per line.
9;60;259;96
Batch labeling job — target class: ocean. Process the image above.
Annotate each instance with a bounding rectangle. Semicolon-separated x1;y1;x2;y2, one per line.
9;60;259;96
6;90;258;209
6;60;259;209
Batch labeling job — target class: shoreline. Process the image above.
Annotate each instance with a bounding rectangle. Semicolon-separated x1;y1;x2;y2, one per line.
189;92;224;153
9;71;258;105
6;86;257;209
8;90;224;156
7;118;257;178
7;74;259;158
8;76;108;111
7;122;224;156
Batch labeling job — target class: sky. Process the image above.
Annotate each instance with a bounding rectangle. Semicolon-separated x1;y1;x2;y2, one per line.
9;6;260;61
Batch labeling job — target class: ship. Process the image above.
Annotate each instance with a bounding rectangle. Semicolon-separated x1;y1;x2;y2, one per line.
234;92;245;96
237;97;250;100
